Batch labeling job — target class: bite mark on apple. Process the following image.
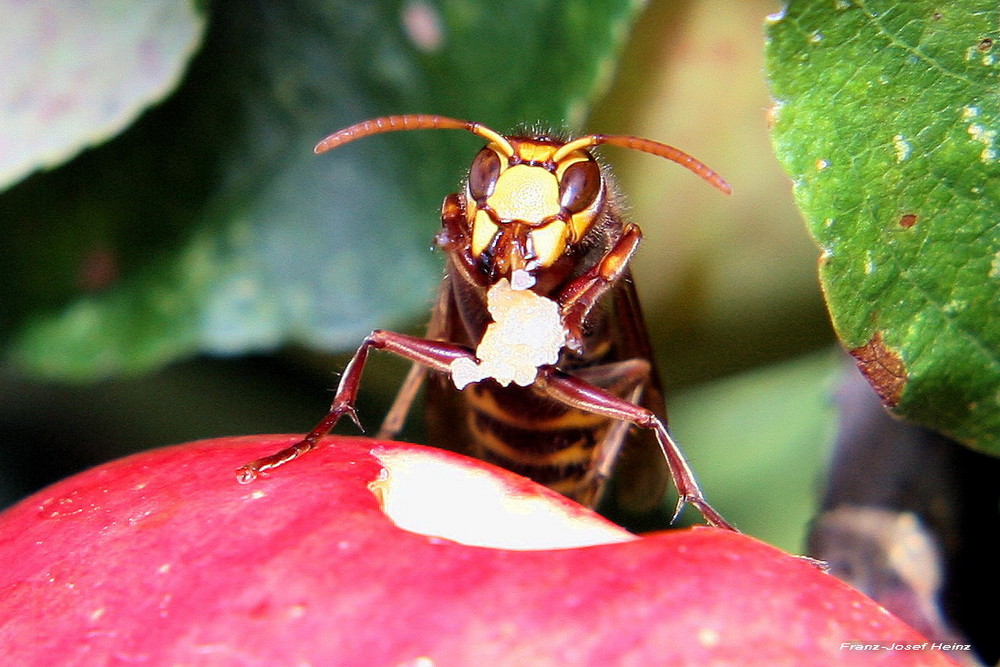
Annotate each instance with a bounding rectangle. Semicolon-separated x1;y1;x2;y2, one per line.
370;445;635;550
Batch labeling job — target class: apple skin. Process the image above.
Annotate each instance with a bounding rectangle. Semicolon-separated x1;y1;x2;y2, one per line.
0;435;953;666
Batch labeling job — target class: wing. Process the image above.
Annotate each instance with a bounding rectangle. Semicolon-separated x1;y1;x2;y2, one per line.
421;271;484;459
602;270;671;514
376;273;454;440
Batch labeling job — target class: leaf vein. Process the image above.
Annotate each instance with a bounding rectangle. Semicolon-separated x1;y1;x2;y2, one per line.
855;1;979;88
896;255;1000;373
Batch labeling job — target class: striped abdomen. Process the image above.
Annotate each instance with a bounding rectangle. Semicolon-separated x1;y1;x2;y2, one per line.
451;381;612;501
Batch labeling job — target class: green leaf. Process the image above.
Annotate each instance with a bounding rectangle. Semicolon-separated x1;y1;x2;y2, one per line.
766;1;1000;454
0;0;207;189
1;0;644;379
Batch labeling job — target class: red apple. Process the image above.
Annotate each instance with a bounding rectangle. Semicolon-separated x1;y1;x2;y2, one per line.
0;435;955;665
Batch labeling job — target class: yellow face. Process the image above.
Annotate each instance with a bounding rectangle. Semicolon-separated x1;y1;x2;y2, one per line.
464;138;605;278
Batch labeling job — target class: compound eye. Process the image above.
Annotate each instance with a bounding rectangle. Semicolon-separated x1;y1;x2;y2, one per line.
559;159;602;213
468;148;501;201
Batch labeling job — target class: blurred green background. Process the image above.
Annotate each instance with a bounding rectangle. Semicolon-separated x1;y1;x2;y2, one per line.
0;0;838;552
